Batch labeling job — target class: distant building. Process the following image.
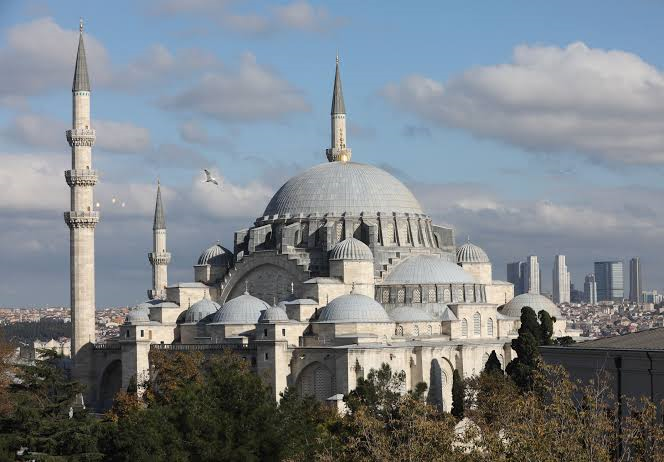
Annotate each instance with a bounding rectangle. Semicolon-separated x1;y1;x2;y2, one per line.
33;338;71;360
552;255;571;304
570;284;584;303
524;255;540;294
594;261;624;302
506;261;525;295
629;257;642;304
641;290;663;305
584;274;597;305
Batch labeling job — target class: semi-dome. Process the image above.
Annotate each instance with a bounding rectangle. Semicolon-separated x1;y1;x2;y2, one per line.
389;306;434;322
198;243;233;267
262;162;425;218
329;237;373;261
258;305;290;323
456;242;490;264
125;303;150;324
184;297;220;323
212;292;271;324
500;293;561;319
316;293;391;323
384;255;476;285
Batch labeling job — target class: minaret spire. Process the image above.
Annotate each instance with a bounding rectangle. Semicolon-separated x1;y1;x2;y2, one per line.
73;19;90;92
325;54;351;163
148;180;171;299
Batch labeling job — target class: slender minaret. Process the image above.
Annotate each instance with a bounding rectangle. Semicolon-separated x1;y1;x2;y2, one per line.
148;181;171;299
64;19;98;359
325;54;352;163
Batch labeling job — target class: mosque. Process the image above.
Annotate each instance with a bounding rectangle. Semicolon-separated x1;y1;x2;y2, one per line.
64;25;570;410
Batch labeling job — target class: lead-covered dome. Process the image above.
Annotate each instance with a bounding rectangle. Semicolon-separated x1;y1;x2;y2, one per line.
316;293;391;323
212;292;271;324
385;255;476;285
184;297;220;323
500;293;561;319
125;302;151;324
329;237;373;261
262;162;424;218
198;243;233;267
258;305;290;323
456;242;489;264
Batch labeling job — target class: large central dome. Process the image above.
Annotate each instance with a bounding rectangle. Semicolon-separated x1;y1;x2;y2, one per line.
262;162;425;218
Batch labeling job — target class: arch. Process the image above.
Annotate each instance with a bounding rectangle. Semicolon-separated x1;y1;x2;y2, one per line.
427;324;433;336
482;352;490;369
413;325;420;336
98;359;122;410
396;325;404;336
461;318;468;337
413;288;421;303
427;359;450;411
487;317;494;337
296;362;333;401
473;312;481;336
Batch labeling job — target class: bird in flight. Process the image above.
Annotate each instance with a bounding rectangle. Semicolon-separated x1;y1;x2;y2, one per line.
203;169;220;186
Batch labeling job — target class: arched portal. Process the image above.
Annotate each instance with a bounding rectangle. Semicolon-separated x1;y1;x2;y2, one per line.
98;359;122;410
296;362;333;401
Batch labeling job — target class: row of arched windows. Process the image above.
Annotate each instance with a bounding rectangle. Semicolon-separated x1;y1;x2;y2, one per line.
460;313;495;338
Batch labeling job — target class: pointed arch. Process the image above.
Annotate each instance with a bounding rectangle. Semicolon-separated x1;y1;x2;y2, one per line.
473;312;481;336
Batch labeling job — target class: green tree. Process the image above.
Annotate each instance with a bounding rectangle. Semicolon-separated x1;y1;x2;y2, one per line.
506;306;541;391
345;363;405;420
484;350;503;375
538;310;555;345
451;369;464;420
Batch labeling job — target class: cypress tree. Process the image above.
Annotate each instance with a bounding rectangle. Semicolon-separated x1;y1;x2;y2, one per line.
506;306;541;391
484;351;503;375
538;310;554;346
451;369;464;419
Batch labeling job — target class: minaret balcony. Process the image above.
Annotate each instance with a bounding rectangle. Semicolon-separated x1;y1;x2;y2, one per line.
64;211;100;229
66;128;96;147
325;147;352;163
149;252;172;265
65;169;98;187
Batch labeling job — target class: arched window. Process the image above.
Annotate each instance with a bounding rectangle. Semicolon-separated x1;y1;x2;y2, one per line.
413;325;420;336
382;289;390;304
461;319;468;337
427;325;433;336
428;288;436;302
413;288;421;303
487;318;494;337
397;325;404;336
397;289;405;303
443;288;451;302
473;312;481;336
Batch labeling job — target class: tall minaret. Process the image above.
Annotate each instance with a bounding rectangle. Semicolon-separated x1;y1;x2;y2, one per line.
64;19;98;359
148;181;171;299
325;54;352;163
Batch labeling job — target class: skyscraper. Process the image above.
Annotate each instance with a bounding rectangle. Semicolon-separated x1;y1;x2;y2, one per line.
584;274;597;305
553;255;570;304
524;255;540;294
629;257;642;304
506;261;525;295
594;261;624;302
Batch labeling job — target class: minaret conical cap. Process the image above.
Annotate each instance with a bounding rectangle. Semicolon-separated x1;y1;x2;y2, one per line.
331;57;345;115
72;24;90;92
153;182;166;230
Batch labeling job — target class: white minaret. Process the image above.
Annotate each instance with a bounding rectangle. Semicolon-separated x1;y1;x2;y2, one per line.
325;54;352;163
148;181;171;299
64;19;98;359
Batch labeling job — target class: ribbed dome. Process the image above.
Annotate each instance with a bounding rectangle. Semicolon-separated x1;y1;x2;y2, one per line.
329;237;373;261
258;306;290;323
198;243;233;266
316;293;391;323
384;255;476;285
212;292;270;324
125;303;150;324
262;162;424;218
456;242;490;264
500;293;561;319
390;306;434;322
184;297;220;323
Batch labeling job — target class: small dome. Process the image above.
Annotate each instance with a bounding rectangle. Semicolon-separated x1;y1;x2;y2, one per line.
456;242;490;264
316;293;391;323
258;306;290;323
500;293;562;319
212;292;271;324
389;306;434;322
125;303;150;324
329;237;373;261
384;255;476;285
184;296;220;323
198;243;233;267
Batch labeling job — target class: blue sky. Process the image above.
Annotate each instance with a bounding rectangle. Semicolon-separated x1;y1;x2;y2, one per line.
2;0;664;306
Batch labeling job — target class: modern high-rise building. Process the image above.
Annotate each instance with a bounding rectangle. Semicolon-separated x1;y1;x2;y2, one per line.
629;257;642;304
594;261;624;302
506;261;525;295
524;255;540;294
584;274;597;305
552;255;571;304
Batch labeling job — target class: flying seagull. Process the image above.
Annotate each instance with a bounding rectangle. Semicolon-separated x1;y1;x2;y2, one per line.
203;169;220;186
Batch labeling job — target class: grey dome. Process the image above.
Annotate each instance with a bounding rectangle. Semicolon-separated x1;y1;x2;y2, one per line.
184;297;220;323
329;237;373;261
390;306;434;322
456;242;490;264
258;306;290;323
262;162;424;218
198;243;233;266
212;292;270;324
316;293;391;323
500;293;561;319
126;303;150;324
384;255;476;285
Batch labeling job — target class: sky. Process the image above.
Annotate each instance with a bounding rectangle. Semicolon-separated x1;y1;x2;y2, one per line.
2;0;664;307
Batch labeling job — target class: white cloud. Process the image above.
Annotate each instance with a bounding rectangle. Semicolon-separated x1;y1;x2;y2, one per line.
95;120;151;153
383;42;664;165
160;52;310;121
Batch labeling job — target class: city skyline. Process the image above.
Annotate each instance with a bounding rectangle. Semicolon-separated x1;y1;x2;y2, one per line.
3;1;664;306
